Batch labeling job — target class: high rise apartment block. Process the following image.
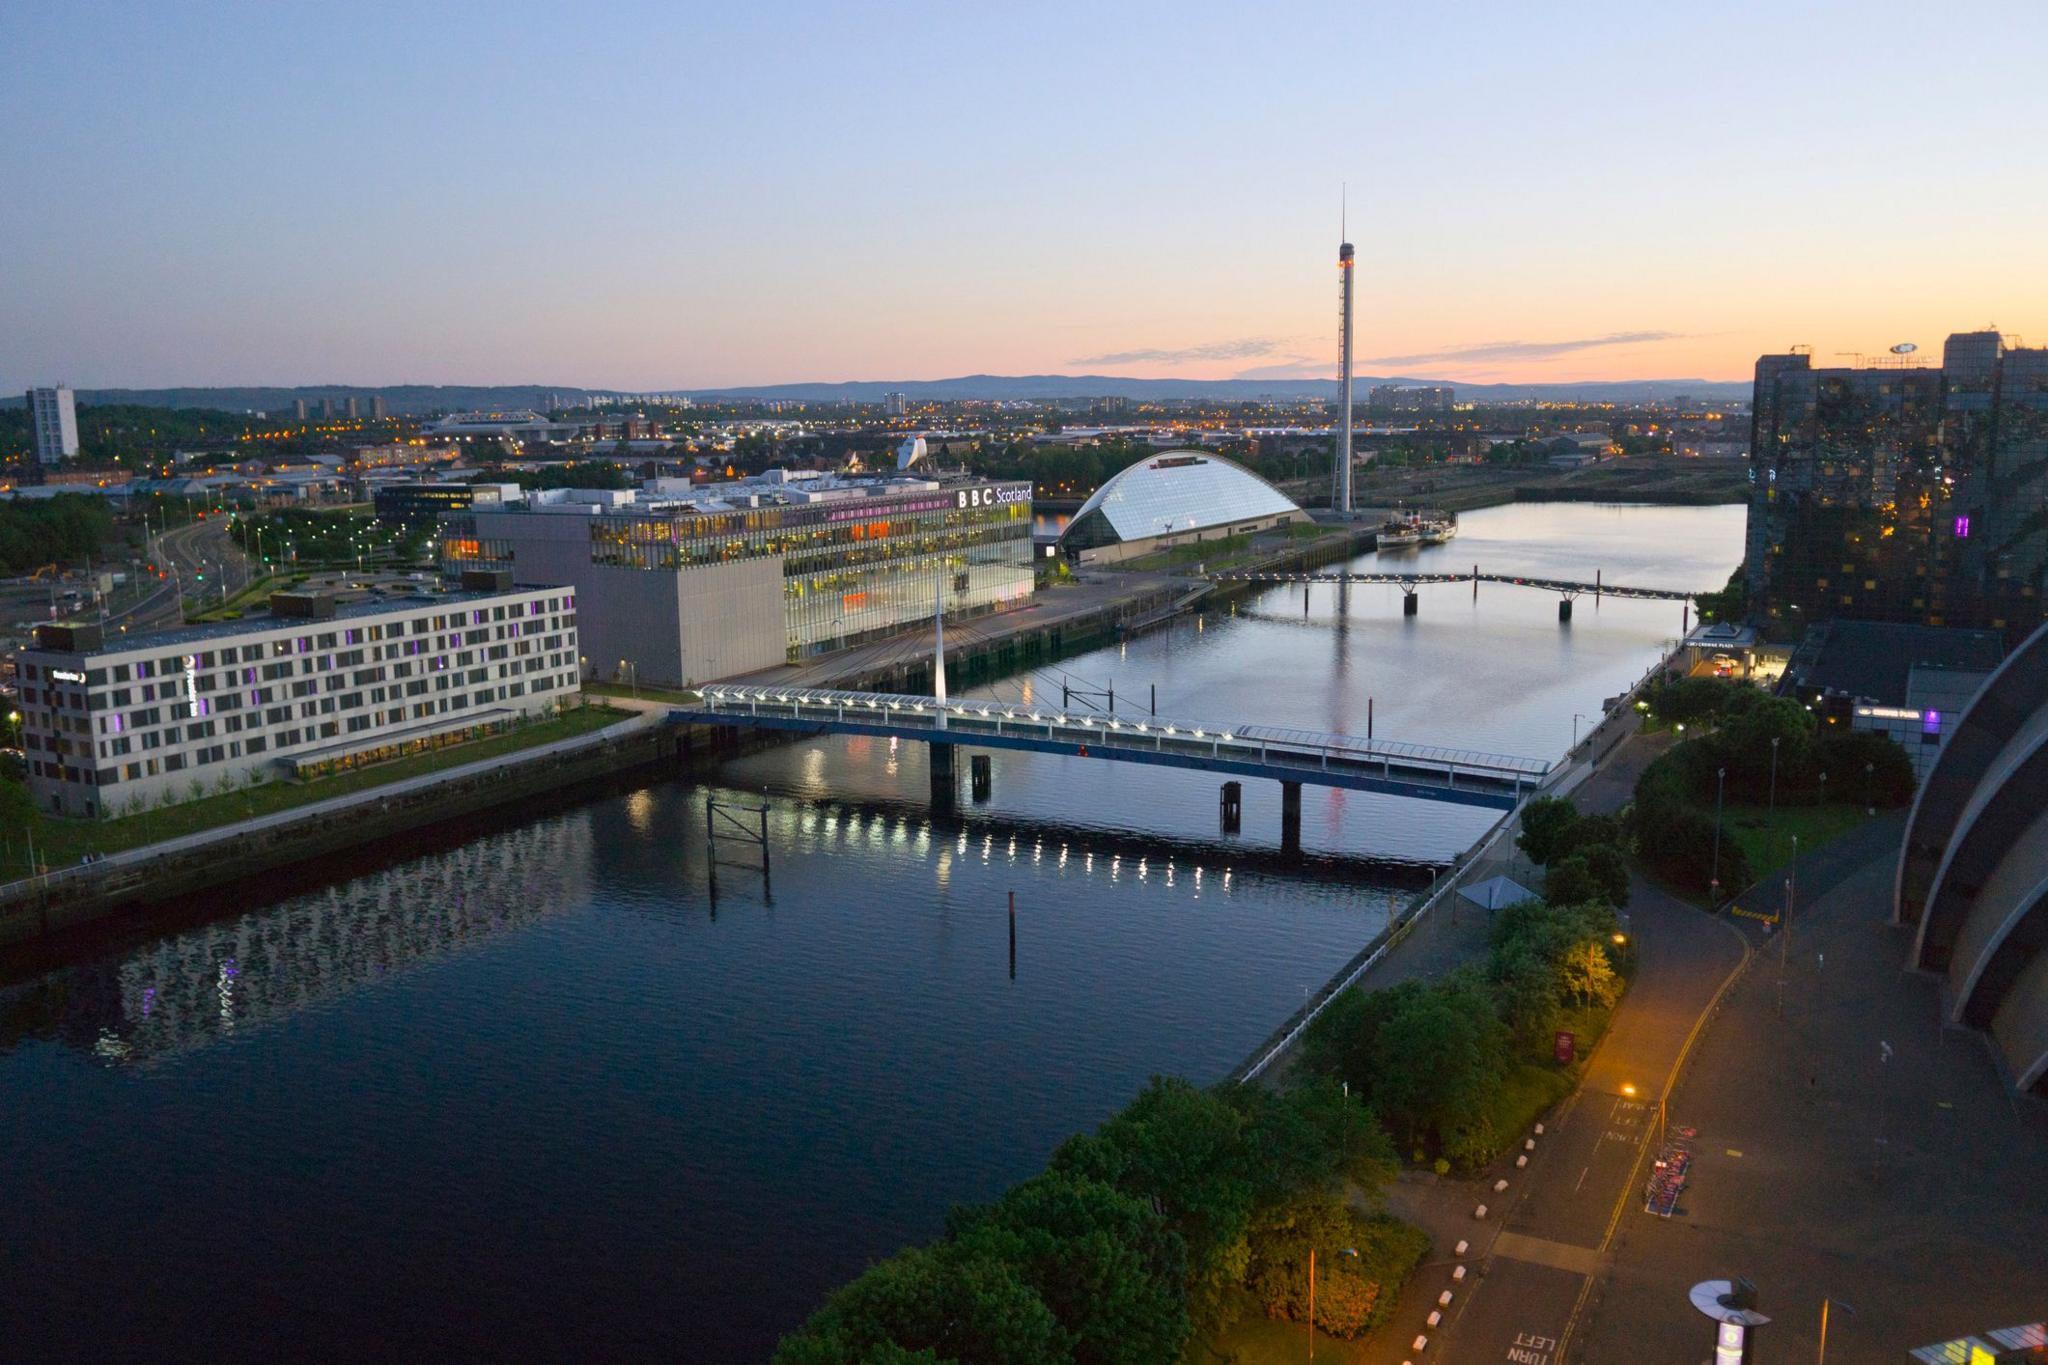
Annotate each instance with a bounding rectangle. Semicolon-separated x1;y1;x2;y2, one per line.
26;385;80;476
1746;331;2048;641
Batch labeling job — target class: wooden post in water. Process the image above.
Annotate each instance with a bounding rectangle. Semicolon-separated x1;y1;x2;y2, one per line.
1008;890;1016;980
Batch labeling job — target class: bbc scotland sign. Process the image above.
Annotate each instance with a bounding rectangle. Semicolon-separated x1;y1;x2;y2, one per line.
956;485;1030;511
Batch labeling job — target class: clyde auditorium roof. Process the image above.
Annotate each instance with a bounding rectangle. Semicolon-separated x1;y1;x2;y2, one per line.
1058;452;1302;550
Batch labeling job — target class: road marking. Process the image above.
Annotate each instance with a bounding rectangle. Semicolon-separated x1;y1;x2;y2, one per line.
1574;1165;1589;1192
1725;1148;1743;1157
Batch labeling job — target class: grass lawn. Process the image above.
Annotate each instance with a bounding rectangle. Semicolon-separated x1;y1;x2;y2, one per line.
1480;1061;1576;1151
13;703;630;869
1722;801;1870;885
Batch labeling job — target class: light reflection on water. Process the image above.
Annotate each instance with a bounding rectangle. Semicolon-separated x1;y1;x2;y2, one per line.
0;501;1741;1362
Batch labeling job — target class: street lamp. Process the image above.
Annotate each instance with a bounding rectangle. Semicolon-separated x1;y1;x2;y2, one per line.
1573;712;1590;749
1864;761;1875;816
1710;765;1726;904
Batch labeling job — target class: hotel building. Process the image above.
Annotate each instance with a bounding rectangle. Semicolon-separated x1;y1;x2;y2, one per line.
439;472;1033;686
17;574;579;818
1746;330;2048;642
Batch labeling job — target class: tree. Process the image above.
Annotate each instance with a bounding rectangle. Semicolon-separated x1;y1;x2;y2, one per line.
1049;1077;1258;1334
1516;796;1581;866
1365;972;1508;1158
1543;855;1602;909
1580;843;1631;909
772;1243;1069;1365
1561;940;1621;1009
949;1172;1187;1365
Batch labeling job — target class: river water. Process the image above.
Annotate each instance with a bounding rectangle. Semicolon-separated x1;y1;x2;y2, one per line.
0;502;1741;1361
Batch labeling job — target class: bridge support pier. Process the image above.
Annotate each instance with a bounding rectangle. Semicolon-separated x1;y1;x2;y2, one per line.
1558;596;1574;623
1219;781;1242;834
1402;590;1419;617
970;753;992;802
930;741;957;809
1280;780;1303;854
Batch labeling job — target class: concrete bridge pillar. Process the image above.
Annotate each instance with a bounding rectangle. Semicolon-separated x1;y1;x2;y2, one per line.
930;741;957;809
1402;590;1419;617
970;753;992;802
1559;596;1574;622
1280;780;1303;854
1219;781;1242;833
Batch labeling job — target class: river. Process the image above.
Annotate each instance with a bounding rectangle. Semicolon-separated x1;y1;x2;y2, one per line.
0;501;1742;1361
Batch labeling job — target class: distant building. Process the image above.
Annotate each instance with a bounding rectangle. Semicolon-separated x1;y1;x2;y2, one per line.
1057;452;1309;565
1369;384;1454;414
369;395;388;419
372;481;522;529
883;392;908;417
15;578;580;818
345;396;363;419
26;386;80;477
293;398;309;421
1746;331;2048;642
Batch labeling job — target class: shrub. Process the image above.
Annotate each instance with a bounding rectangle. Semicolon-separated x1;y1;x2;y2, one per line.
1516;796;1581;865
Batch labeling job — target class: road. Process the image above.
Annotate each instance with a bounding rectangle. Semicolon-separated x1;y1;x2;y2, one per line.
106;517;250;633
1378;729;1750;1365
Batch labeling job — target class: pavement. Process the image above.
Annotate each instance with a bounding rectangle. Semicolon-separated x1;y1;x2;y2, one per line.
1572;814;2048;1363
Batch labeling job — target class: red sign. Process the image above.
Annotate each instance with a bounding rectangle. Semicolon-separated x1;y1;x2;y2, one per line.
1554;1030;1576;1065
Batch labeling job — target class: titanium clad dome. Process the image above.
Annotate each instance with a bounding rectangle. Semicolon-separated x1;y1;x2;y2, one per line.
1058;451;1303;551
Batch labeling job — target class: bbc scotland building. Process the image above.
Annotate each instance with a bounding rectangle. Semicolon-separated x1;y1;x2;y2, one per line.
441;472;1034;686
17;577;580;818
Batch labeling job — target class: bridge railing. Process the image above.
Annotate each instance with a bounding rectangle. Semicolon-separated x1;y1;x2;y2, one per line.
693;685;1553;794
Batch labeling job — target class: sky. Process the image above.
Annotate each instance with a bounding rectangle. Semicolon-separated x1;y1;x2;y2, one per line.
3;0;2045;391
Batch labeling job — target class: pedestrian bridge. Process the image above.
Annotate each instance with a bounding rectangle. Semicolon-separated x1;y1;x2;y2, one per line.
1212;569;1699;601
673;685;1555;812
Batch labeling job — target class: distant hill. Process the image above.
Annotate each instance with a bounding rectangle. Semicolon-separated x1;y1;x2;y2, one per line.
1;374;1747;413
680;373;1748;404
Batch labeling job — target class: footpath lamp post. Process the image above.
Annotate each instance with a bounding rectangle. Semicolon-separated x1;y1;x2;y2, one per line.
1710;766;1727;905
1863;761;1875;816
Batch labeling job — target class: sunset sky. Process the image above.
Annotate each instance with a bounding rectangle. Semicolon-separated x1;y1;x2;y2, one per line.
4;0;2044;391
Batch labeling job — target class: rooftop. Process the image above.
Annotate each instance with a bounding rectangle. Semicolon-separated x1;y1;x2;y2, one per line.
29;586;558;657
1785;619;2006;706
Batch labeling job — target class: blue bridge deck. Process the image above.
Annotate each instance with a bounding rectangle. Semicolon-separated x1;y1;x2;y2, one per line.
672;686;1556;810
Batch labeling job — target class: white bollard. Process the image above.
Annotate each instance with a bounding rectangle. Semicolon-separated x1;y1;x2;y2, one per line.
1493;1178;1509;1192
1474;1203;1488;1219
1516;1154;1528;1168
1438;1290;1453;1307
1454;1239;1469;1257
1428;1310;1442;1327
1452;1264;1468;1281
1534;1123;1545;1135
1525;1137;1536;1151
1413;1335;1429;1353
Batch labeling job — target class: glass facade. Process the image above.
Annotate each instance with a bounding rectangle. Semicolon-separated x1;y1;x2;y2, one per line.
1746;333;2048;642
1059;452;1304;552
444;481;1034;660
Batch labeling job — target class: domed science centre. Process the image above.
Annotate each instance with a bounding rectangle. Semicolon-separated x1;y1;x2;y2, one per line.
1055;451;1310;564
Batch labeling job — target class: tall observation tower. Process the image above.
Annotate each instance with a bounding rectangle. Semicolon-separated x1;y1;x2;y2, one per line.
1335;236;1356;517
